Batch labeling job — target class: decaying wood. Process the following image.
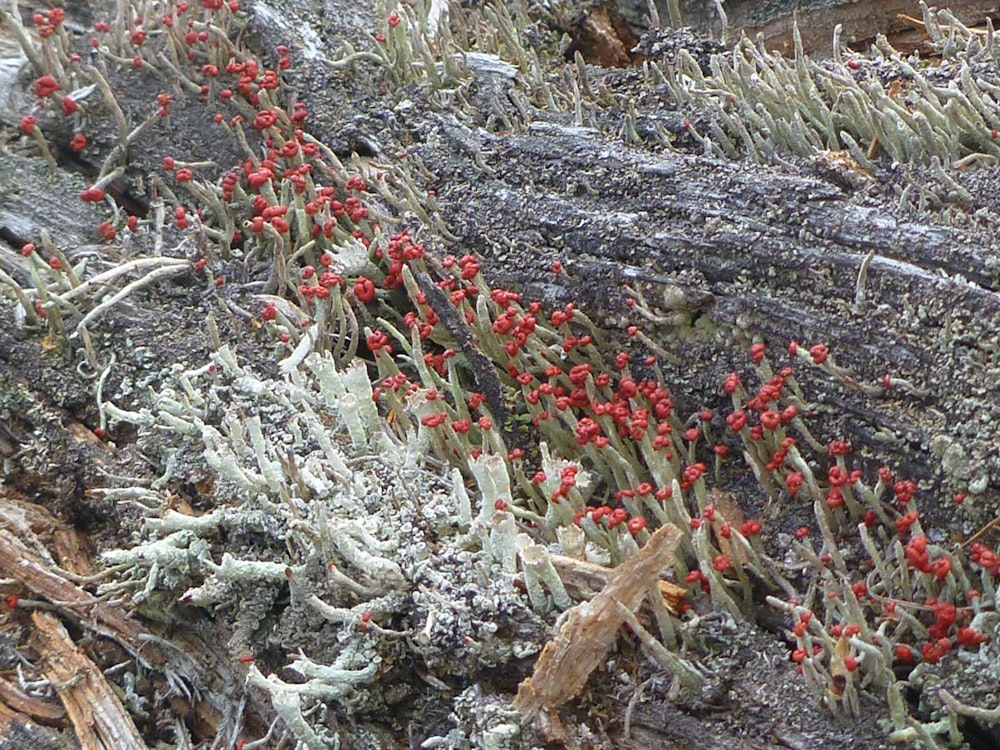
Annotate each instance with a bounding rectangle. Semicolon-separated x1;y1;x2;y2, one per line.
0;677;66;726
662;0;1000;54
0;493;161;746
547;551;686;611
30;611;148;750
739;0;999;54
0;507;161;665
3;0;999;747
436;118;1000;496
0;493;259;747
565;4;639;67
512;523;682;719
0;491;94;577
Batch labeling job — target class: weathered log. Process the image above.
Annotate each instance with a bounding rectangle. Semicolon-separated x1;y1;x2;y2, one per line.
417;117;1000;502
661;0;1000;52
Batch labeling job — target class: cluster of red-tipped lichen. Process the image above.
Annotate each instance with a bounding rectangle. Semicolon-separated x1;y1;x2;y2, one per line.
9;2;997;736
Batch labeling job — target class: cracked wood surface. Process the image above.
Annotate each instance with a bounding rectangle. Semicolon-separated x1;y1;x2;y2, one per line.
423;120;1000;498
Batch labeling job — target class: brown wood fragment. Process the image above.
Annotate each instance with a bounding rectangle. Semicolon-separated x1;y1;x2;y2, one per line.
547;552;686;611
512;523;682;719
0;516;159;665
565;3;638;68
828;634;851;698
31;611;149;750
0;698;21;727
867;79;903;160
0;676;67;725
51;527;96;579
0;495;232;741
705;488;746;565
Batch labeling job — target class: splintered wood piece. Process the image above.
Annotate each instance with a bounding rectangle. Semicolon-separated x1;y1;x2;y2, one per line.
31;611;149;750
547;552;686;612
0;492;93;577
0;525;158;665
0;675;67;725
51;527;97;579
706;487;746;565
0;698;18;725
512;523;682;718
0;495;229;741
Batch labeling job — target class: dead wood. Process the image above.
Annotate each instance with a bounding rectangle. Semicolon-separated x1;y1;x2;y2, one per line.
430;120;1000;493
2;1;999;748
512;523;682;718
0;508;160;664
30;611;148;750
0;677;65;727
659;0;1000;53
547;551;687;609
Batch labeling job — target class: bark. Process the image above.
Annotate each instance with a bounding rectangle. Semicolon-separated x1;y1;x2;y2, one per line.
419;115;1000;499
666;0;1000;52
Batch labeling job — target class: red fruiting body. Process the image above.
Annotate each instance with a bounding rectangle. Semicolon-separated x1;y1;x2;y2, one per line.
893;480;917;506
726;410;747;432
828;440;851;455
760;410;780;430
354;277;376;303
956;626;987;647
931;556;952;581
895;510;919;537
904;535;930;572
921;641;945;664
34;75;61;97
785;472;803;496
626;517;647;535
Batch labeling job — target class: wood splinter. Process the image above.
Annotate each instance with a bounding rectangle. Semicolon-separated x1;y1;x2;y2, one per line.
512;523;683;721
31;611;150;750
